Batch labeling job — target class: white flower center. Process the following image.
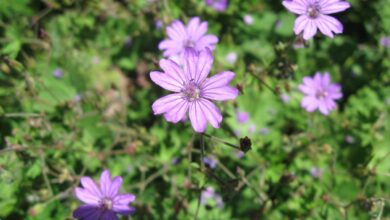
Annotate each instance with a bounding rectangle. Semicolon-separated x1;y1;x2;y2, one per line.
307;4;321;18
182;80;201;101
315;89;328;99
99;198;113;210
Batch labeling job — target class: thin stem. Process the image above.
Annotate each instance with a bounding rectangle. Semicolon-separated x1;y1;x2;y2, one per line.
248;71;279;96
200;134;205;170
203;133;240;150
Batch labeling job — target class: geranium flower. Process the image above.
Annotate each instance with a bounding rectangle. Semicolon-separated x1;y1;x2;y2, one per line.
282;0;351;40
158;17;218;61
299;72;342;115
73;170;136;220
150;48;238;133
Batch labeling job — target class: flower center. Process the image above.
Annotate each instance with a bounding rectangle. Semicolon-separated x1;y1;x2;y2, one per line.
183;39;195;48
99;198;113;211
315;89;328;99
307;4;321;18
182;80;201;101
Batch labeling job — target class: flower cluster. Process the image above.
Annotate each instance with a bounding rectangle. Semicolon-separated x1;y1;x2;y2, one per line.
153;16;240;133
73;3;352;218
283;0;351;40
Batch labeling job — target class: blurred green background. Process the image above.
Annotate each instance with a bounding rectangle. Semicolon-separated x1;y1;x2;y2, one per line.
0;0;390;219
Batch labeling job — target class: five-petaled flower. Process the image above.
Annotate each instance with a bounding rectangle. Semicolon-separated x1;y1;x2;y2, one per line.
150;48;238;133
73;170;136;220
282;0;351;40
299;72;342;115
159;17;218;62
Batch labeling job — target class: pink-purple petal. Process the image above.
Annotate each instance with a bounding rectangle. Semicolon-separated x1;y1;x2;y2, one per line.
189;101;208;133
183;48;199;80
114;194;136;205
159;59;187;84
194;48;214;84
320;15;343;34
167;20;187;41
198;99;222;128
163;99;189;123
74;188;100;205
152;94;185;115
203;86;239;101
150;71;183;92
282;0;307;14
316;19;334;38
101;211;119;220
100;170;112;197
303;20;318;40
203;71;235;90
301;96;319;112
294;15;309;35
107;176;122;198
80;177;102;198
73;205;103;220
196;35;218;51
320;1;351;14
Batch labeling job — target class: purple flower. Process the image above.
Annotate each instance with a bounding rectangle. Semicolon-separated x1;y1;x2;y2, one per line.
201;187;224;208
380;37;390;48
280;93;290;104
282;0;351;40
236;111;249;124
248;124;256;134
205;0;228;12
234;150;245;158
53;68;63;78
243;14;254;25
345;135;355;144
259;127;270;135
203;156;217;169
299;72;342;115
73;170;136;220
159;17;218;61
150;48;238;133
310;167;323;178
225;52;237;65
155;20;163;30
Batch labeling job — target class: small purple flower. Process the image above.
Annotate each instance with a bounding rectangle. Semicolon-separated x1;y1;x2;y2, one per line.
299;72;342;115
74;94;82;102
234;150;245;158
155;20;163;30
201;187;224;208
73;170;136;220
310;167;322;178
225;52;238;65
124;37;132;49
236;111;249;124
280;93;290;104
282;0;351;40
53;68;63;79
150;48;239;133
203;156;217;169
243;14;254;25
275;20;283;29
380;37;390;48
345;135;355;144
248;124;256;134
159;17;218;61
259;127;270;135
205;0;228;12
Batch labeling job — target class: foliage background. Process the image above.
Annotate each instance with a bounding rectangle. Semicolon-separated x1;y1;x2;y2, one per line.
0;0;390;219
